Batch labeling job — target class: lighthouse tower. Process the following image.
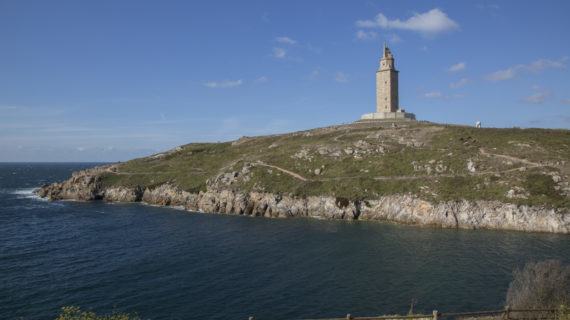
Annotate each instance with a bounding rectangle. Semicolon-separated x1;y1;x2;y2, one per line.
377;43;399;113
360;44;415;121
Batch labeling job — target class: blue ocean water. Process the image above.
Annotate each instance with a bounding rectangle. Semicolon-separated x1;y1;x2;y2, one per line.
0;163;568;320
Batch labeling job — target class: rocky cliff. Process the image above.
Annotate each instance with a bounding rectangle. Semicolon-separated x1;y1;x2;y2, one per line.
36;167;570;234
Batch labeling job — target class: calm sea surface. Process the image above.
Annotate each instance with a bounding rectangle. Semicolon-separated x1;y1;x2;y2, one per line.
0;163;568;320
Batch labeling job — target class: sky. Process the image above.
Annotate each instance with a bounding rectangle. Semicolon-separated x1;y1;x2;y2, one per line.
1;0;569;162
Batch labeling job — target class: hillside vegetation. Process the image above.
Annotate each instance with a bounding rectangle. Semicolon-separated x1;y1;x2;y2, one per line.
99;121;570;209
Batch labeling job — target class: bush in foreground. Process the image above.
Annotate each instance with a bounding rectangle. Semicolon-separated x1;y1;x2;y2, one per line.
56;306;139;320
506;260;570;309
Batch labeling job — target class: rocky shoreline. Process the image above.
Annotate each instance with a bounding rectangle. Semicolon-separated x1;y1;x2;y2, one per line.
35;169;570;234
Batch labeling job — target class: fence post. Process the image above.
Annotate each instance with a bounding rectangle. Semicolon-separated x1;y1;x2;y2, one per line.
503;305;510;320
433;310;438;320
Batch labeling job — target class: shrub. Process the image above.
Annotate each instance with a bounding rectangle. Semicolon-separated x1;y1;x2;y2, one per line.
56;306;139;320
506;260;570;309
335;197;350;208
524;173;558;198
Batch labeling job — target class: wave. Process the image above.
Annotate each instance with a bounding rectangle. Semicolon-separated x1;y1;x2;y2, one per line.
9;188;44;200
11;188;37;195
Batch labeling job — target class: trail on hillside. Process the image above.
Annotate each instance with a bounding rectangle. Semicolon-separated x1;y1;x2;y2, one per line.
316;148;552;182
254;161;308;181
479;148;543;167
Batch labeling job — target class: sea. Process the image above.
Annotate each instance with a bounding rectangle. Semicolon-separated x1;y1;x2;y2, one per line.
0;163;568;320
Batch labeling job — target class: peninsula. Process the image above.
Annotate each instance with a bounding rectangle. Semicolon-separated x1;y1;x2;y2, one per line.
36;46;570;233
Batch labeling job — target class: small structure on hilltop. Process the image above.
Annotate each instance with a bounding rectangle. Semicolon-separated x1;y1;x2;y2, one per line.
360;43;416;121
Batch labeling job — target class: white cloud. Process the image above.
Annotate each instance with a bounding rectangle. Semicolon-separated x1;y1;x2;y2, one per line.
477;4;500;11
308;69;320;80
526;58;567;72
523;92;550;104
388;33;402;43
254;76;269;83
360;32;401;43
487;68;515;81
204;79;243;88
334;72;348;83
423;91;464;99
450;78;469;88
487;57;567;81
276;36;297;45
355;9;459;36
273;47;286;59
448;62;466;72
0;105;20;110
522;86;550;104
424;91;443;99
355;30;378;41
305;43;322;55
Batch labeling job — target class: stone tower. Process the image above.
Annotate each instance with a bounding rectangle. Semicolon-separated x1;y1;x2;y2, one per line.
360;43;415;121
376;43;399;112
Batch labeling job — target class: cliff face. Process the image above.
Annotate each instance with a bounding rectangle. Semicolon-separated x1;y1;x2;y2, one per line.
36;169;570;234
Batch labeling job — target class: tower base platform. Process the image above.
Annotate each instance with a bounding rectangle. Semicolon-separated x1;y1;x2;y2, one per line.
359;111;416;121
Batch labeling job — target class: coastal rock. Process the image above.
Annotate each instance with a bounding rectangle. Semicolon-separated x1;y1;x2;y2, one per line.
197;190;222;213
36;174;570;234
142;184;197;208
352;195;569;233
248;192;279;217
36;171;103;201
306;196;359;220
275;196;307;217
104;186;144;202
359;196;456;227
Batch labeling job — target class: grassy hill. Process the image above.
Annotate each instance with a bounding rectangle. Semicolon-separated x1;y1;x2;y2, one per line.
99;121;570;209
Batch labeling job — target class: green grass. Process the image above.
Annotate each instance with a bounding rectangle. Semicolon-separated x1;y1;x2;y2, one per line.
97;122;570;208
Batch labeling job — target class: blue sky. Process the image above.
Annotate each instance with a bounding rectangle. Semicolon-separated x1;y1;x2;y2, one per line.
1;0;569;162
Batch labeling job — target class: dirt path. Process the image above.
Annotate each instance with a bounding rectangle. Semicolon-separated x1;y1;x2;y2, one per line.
333;132;348;142
479;148;543;167
254;161;308;181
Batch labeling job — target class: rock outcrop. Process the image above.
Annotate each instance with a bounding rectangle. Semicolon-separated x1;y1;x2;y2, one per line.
104;186;144;202
35;170;570;234
36;173;104;201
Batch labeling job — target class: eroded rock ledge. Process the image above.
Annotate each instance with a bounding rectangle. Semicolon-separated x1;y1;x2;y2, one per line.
35;171;570;234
